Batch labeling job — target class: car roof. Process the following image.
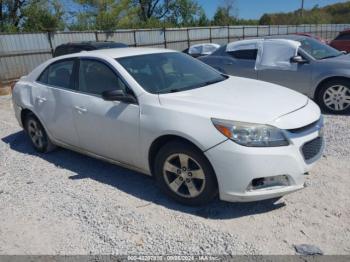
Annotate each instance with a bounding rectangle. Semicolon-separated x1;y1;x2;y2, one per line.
339;29;350;35
60;47;175;59
265;34;306;41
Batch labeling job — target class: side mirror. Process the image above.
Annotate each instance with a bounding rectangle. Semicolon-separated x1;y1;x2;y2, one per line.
102;89;137;103
290;55;309;64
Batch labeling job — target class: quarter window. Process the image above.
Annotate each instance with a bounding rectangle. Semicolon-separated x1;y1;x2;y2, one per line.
37;60;75;89
228;49;258;60
78;59;126;95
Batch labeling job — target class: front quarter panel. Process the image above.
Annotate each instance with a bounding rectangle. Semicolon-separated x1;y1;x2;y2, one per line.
137;94;227;172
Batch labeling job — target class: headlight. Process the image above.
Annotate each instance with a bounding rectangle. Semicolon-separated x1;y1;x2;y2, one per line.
211;118;289;147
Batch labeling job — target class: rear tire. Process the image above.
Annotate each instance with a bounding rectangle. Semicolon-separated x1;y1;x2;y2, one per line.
316;79;350;114
24;114;56;153
154;141;218;206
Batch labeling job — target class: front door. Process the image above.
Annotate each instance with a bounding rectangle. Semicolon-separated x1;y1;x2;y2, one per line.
255;39;312;95
72;58;140;166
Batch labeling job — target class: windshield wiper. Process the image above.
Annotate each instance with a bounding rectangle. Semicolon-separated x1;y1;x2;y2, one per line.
158;76;227;94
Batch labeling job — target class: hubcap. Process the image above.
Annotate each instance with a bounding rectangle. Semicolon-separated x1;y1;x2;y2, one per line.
323;85;350;111
163;153;206;198
27;119;45;149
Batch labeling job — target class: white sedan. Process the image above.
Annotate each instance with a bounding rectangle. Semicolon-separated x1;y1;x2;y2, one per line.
12;48;324;205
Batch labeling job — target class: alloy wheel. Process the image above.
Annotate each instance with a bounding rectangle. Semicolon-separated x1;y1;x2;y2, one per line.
27;119;45;149
323;84;350;111
163;153;206;198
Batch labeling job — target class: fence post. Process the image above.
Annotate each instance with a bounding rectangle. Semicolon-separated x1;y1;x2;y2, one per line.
227;25;230;43
209;27;212;43
163;28;167;48
268;25;271;36
242;26;245;40
47;31;54;56
186;28;190;48
95;31;99;41
133;29;137;47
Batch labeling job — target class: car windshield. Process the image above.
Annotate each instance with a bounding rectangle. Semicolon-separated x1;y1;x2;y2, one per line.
299;37;342;60
117;52;227;94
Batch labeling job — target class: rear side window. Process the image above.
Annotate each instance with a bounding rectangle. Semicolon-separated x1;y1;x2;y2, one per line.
78;59;126;95
37;60;75;89
335;34;350;40
228;49;258;60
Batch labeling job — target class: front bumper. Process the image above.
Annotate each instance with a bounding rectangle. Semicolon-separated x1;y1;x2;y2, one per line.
205;120;324;202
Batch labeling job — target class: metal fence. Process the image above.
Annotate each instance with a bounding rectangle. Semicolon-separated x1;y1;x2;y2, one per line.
1;24;349;84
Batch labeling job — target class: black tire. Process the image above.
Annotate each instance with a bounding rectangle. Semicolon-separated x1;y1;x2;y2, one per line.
154;140;218;206
316;79;350;114
24;114;56;153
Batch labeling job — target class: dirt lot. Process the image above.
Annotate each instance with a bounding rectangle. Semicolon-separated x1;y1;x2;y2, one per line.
0;94;349;255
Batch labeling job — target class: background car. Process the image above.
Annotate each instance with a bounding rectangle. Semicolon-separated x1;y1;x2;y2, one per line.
12;48;323;205
183;43;220;58
329;29;350;53
200;35;350;114
53;41;128;57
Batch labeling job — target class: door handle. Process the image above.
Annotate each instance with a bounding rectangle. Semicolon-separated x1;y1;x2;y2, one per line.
225;62;234;65
37;96;47;103
74;106;87;113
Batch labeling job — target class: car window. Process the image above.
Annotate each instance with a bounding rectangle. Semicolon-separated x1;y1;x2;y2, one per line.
117;52;226;94
335;34;350;41
299;37;342;59
78;59;126;95
228;49;258;60
37;59;75;89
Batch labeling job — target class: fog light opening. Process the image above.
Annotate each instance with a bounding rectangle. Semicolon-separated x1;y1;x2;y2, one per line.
248;175;291;191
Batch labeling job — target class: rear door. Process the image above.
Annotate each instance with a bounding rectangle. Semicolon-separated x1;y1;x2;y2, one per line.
34;58;80;146
72;58;140;166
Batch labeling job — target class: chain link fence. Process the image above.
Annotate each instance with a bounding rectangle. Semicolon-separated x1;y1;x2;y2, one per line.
1;24;349;85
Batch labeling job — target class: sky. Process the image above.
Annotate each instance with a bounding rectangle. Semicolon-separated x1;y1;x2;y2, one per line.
198;0;348;19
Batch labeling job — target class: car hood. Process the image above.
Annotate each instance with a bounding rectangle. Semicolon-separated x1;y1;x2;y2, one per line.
319;53;350;66
158;76;311;128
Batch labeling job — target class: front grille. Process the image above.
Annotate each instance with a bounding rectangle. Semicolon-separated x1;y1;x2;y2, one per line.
302;137;323;161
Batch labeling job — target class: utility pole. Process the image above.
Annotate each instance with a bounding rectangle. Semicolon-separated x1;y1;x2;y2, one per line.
301;0;305;17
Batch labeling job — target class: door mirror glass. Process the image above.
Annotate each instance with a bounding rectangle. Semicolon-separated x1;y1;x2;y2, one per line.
290;55;309;64
102;89;137;103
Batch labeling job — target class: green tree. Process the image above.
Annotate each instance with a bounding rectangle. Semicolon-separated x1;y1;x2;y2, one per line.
22;0;64;32
71;0;134;30
259;14;272;25
212;0;238;26
167;0;201;26
196;7;209;26
0;0;29;32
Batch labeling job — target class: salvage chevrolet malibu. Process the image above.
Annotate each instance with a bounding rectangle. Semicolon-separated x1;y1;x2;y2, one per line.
12;48;324;205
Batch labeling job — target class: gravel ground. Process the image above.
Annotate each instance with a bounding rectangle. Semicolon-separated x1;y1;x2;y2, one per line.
0;95;349;255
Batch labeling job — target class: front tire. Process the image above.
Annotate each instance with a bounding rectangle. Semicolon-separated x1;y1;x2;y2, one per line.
154;141;218;206
317;79;350;114
24;114;56;153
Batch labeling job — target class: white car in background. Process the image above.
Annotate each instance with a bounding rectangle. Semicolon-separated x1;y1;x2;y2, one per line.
12;48;324;205
183;43;220;58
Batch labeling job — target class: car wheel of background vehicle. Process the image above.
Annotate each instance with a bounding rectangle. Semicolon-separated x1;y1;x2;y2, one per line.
317;79;350;114
154;141;218;206
24;114;56;153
